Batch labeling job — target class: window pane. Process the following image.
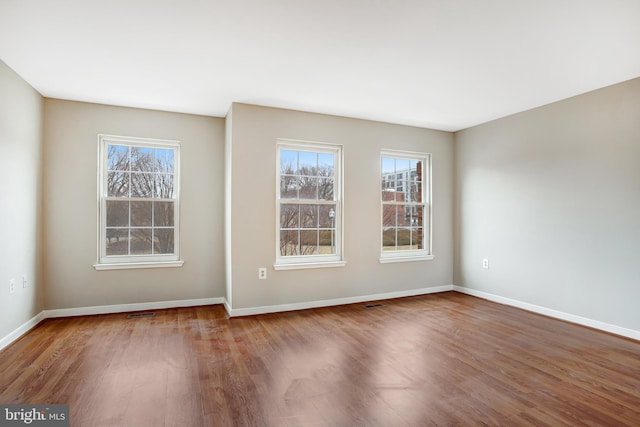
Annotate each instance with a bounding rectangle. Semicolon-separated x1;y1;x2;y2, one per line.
395;182;407;201
318;230;335;254
408;182;421;203
108;145;129;171
412;206;424;227
107;172;129;197
398;205;413;227
131;172;154;197
131;229;153;254
154;228;175;254
154;201;174;226
300;205;318;228
154;148;174;173
280;230;299;256
300;230;319;255
298;177;318;199
382;186;395;202
382;205;397;227
382;229;397;251
280;175;299;199
397;228;411;249
106;230;128;255
280;150;297;174
131;201;152;226
298;151;317;175
280;204;300;229
396;158;410;173
155;174;174;198
106;200;129;227
381;157;395;175
318;152;333;175
318;177;334;200
382;176;392;190
318;205;336;228
410;228;423;250
131;146;154;172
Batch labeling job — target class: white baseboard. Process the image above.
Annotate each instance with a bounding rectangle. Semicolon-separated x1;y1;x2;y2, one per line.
223;298;233;316
44;297;225;318
4;286;637;352
0;311;46;352
225;285;454;317
1;297;225;352
453;286;640;341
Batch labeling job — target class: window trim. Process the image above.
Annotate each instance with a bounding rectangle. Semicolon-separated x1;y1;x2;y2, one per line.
379;149;432;263
94;134;183;270
275;139;345;269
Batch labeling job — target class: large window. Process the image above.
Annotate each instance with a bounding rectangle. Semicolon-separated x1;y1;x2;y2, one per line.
275;140;344;269
96;135;182;269
380;150;432;262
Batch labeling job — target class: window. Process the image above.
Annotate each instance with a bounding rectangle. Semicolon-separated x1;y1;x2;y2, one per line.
95;135;182;270
275;140;344;269
380;150;432;262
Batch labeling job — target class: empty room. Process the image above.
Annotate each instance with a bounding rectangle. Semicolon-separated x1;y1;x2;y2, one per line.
1;0;639;425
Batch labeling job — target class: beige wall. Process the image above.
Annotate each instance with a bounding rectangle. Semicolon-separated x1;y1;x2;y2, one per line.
454;78;640;331
3;57;638;342
0;60;44;340
42;100;226;309
227;103;454;310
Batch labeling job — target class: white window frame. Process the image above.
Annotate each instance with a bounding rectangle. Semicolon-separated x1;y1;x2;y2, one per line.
379;149;433;263
274;139;345;270
95;134;183;270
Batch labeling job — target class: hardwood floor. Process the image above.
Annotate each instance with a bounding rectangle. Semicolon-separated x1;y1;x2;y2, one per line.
1;292;639;426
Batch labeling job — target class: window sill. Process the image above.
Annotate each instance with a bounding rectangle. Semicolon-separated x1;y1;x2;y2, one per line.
379;254;434;264
94;260;184;271
273;260;347;271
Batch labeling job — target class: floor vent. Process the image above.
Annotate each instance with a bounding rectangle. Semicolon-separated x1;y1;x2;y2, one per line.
364;303;385;309
127;312;156;319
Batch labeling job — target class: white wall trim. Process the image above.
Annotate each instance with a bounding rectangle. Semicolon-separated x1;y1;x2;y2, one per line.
223;298;232;315
453;286;640;341
44;297;225;318
0;311;46;352
4;287;638;352
1;297;226;351
224;285;453;317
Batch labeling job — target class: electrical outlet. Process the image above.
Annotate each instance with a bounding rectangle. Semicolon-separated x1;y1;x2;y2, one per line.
258;268;267;280
9;278;15;294
23;275;28;288
482;259;490;269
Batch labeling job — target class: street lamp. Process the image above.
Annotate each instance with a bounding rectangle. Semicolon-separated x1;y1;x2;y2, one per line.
329;207;335;253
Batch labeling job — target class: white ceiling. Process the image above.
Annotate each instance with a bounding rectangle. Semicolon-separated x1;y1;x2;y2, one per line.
1;0;639;131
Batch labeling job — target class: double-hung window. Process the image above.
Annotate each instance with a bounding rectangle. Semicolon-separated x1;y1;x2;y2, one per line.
380;150;432;262
275;140;344;269
96;135;182;269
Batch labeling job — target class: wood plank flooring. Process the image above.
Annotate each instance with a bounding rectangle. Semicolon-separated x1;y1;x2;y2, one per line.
1;292;639;426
